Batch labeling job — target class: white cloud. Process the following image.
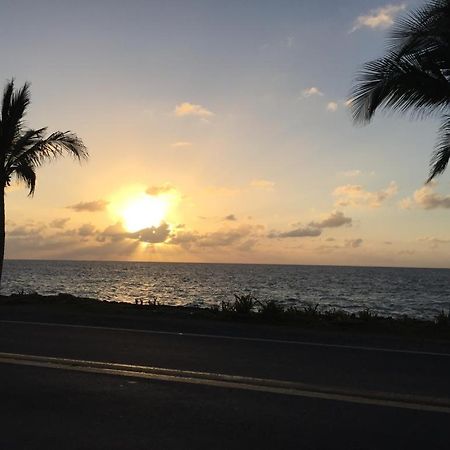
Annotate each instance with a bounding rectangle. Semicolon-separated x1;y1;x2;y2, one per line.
333;181;398;208
250;179;275;191
172;141;192;148
400;184;450;210
174;102;214;118
326;102;338;112
341;169;362;177
302;87;324;98
339;169;376;177
351;3;406;32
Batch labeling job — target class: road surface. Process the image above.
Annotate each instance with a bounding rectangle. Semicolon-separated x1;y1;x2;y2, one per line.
0;316;449;449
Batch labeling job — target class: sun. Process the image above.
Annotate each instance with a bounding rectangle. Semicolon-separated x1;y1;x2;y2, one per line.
120;194;168;232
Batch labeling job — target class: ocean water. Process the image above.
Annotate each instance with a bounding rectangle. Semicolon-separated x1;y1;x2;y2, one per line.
2;260;450;319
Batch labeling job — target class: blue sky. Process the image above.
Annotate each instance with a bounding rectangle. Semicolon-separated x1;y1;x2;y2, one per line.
2;0;450;267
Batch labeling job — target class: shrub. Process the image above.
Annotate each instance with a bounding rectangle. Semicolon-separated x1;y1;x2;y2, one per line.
220;293;256;315
258;300;285;320
435;310;450;327
233;293;256;314
357;309;378;321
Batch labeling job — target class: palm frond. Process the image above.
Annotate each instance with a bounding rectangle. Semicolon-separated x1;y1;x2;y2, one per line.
350;52;450;124
12;162;36;196
428;115;450;181
388;0;450;58
0;80;31;148
5;127;47;170
13;131;88;168
1;79;14;122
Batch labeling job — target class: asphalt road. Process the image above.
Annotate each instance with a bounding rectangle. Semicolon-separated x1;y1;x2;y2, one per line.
1;318;450;449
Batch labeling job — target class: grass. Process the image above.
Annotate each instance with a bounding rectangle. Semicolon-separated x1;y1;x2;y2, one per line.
1;290;449;339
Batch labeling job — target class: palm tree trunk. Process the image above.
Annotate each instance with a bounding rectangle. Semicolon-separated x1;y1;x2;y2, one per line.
0;187;5;289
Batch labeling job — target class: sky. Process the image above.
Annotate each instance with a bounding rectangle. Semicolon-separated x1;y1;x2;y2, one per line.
2;0;450;267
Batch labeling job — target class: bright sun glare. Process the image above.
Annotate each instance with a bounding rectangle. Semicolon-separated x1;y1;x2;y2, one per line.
121;194;168;232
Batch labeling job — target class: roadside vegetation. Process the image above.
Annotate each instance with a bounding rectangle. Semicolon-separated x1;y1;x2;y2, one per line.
1;290;450;340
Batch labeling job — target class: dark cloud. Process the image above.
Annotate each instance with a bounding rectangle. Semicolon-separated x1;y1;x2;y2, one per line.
8;224;45;237
129;223;171;244
309;211;352;229
50;218;70;229
269;211;352;239
169;225;259;250
67;200;109;212
146;183;175;196
99;222;171;244
78;223;96;237
345;238;363;248
224;214;237;221
270;227;322;238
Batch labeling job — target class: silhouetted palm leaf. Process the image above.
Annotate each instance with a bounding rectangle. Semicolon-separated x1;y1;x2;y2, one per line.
0;80;87;195
0;78;88;285
350;0;450;181
428;116;450;181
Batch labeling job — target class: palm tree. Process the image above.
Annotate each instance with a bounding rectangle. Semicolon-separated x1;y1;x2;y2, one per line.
0;80;88;285
350;0;450;182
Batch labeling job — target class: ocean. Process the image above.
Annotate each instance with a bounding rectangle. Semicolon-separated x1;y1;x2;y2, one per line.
2;260;450;319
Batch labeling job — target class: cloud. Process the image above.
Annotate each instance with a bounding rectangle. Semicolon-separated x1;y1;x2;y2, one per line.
302;87;323;98
400;184;450;210
326;102;338;112
172;141;192;148
345;238;363;248
250;179;275;191
339;169;376;178
224;214;237;221
170;225;261;251
99;222;171;244
351;3;406;32
174;102;214;118
341;170;362;177
130;223;171;244
50;218;70;229
309;211;352;229
418;237;450;248
146;183;175;196
269;227;322;239
99;222;127;242
333;181;398;208
269;211;352;239
67;200;109;212
8;224;45;237
78;223;96;237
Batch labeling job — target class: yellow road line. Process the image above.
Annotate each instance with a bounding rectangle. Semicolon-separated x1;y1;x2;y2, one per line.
0;351;449;414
